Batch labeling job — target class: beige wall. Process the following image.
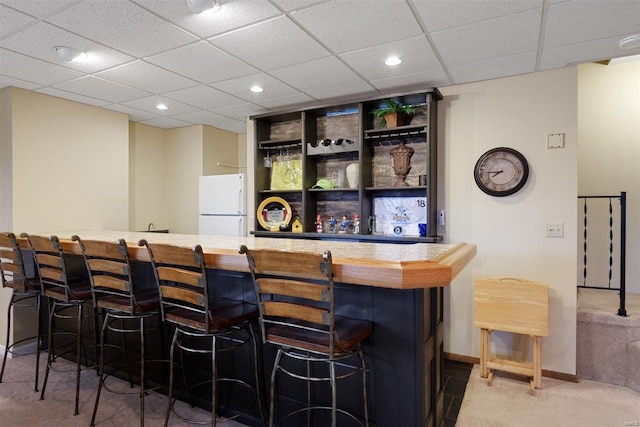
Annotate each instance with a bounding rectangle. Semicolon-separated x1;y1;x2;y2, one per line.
5;88;129;233
578;61;640;294
441;68;579;375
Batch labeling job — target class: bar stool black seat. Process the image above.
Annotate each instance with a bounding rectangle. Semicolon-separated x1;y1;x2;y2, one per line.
73;236;165;426
140;239;264;426
23;233;97;416
239;245;372;427
0;232;42;392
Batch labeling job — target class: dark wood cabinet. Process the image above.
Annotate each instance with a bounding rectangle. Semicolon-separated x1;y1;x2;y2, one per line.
252;89;442;242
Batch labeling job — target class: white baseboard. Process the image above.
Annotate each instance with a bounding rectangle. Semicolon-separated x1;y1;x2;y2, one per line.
0;340;39;359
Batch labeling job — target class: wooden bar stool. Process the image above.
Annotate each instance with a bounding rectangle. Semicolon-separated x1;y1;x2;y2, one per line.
0;232;42;392
73;236;164;426
23;233;97;415
239;245;372;427
140;239;264;426
473;277;549;390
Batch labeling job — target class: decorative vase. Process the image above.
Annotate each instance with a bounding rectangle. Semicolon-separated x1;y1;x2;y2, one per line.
346;163;359;189
390;140;414;187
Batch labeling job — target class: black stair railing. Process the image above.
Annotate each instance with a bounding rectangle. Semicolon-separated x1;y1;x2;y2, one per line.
577;192;626;316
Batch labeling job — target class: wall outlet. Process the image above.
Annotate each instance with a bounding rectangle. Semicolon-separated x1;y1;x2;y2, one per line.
547;133;565;148
545;223;564;238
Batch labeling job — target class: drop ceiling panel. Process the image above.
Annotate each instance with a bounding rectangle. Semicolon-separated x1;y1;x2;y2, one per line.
121;95;201;116
36;87;112;107
0;75;41;90
272;0;328;12
414;0;542;33
209;16;330;70
53;76;151;103
269;56;365;92
210;72;303;102
0;48;84;86
0;5;36;37
540;36;640;70
0;0;78;18
172;110;247;133
291;0;423;54
45;0;198;57
163;85;246;110
0;22;136;73
102;103;160;122
545;0;640;47
96;60;198;94
139;116;193;129
340;36;442;81
448;51;538;84
370;69;451;92
306;81;378;103
252;92;317;109
432;8;542;66
145;41;258;84
212;102;271;119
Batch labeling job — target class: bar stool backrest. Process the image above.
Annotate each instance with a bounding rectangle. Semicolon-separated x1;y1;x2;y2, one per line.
73;236;137;314
23;234;73;302
0;232;31;293
139;240;210;332
239;245;337;355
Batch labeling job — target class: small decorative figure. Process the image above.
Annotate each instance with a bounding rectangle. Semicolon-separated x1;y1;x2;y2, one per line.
328;216;337;234
353;214;360;234
315;214;323;233
339;214;350;234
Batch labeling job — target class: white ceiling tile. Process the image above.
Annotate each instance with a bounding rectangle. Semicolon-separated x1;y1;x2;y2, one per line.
102;104;160;122
545;0;640;48
291;0;423;53
0;74;41;90
370;69;451;92
121;95;201;116
96;61;198;94
45;0;198;57
448;52;537;85
139;116;194;129
0;22;136;73
209;16;330;70
540;35;640;70
0;0;78;18
212;102;271;119
145;41;257;84
210;73;302;102
269;56;365;92
271;0;328;12
340;36;441;81
163;85;246;110
0;48;84;86
53;76;151;103
133;0;282;38
306;81;378;103
173;110;247;132
432;8;542;66
414;0;542;33
35;87;112;107
253;93;317;109
0;4;36;37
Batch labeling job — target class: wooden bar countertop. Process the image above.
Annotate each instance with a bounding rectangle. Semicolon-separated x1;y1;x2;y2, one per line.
24;231;476;290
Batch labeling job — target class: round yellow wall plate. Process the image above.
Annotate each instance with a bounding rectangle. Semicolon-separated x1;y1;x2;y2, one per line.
257;197;292;231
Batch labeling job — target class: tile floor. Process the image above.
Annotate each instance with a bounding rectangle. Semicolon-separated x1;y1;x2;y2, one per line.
443;359;473;426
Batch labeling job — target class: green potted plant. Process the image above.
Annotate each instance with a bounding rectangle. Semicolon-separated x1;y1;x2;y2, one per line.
371;99;418;128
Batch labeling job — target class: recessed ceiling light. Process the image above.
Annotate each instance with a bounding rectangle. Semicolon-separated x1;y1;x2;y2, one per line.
156;104;168;110
385;56;402;66
619;34;640;49
53;46;88;62
250;85;264;93
186;0;221;14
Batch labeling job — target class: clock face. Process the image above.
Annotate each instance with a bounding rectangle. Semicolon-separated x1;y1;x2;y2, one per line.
474;147;529;197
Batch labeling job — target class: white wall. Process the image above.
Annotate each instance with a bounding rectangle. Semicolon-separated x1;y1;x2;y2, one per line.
578;61;640;294
441;68;578;375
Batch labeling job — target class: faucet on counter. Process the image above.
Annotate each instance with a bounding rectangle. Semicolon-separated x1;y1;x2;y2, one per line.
147;222;155;232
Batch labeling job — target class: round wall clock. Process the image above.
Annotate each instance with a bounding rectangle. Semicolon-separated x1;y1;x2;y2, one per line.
474;147;529;197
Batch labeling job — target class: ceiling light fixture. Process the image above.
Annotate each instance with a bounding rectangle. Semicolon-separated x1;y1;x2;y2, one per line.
186;0;221;14
619;34;640;49
53;46;88;62
385;56;402;66
156;103;169;110
250;85;264;93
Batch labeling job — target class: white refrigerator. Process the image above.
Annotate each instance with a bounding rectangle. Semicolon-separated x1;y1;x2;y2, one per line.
198;173;247;236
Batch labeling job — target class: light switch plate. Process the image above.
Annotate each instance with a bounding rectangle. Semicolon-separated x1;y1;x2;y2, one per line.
547;133;565;149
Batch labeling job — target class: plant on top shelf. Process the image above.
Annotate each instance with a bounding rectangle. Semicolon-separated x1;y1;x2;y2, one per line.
371;99;418;128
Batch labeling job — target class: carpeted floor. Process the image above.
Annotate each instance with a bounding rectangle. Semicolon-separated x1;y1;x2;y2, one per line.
457;365;640;427
0;352;246;426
